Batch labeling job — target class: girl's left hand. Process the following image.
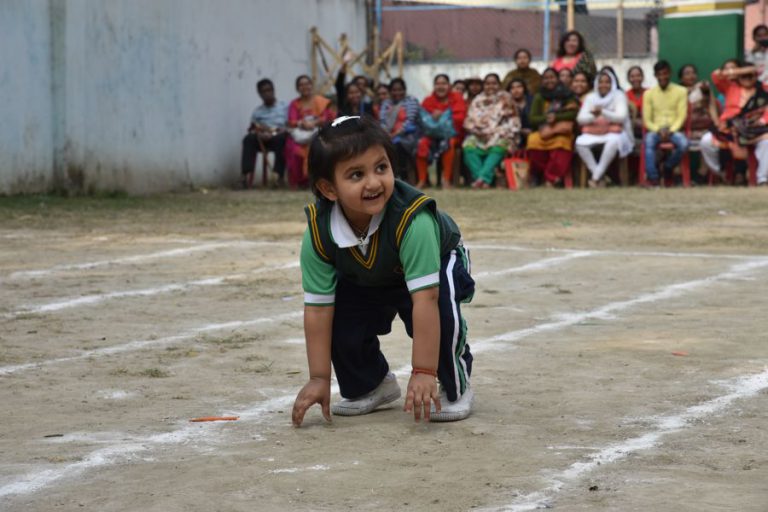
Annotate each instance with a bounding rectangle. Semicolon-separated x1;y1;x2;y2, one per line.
404;373;441;422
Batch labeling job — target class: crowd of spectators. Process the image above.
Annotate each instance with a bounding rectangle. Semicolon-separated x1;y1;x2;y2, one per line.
242;28;768;190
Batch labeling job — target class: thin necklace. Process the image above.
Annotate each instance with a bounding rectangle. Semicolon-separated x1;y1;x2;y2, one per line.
351;223;369;244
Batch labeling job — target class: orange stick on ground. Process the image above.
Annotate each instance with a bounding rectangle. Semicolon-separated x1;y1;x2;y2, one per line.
671;351;689;357
189;416;239;422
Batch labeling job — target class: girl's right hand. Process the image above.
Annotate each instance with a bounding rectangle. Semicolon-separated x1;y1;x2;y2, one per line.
292;377;332;427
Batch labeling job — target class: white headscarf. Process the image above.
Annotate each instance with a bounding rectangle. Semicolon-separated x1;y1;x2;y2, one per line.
591;70;619;109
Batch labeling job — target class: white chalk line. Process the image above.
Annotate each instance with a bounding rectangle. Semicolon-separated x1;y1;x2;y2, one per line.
0;311;303;377
470;243;768;261
2;257;766;500
1;261;300;320
483;369;768;512
0;253;585;376
474;259;768;352
3;248;576;321
0;394;293;499
472;251;592;279
3;240;291;281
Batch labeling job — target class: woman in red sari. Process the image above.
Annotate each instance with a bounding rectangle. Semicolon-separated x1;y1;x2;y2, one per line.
415;74;467;188
285;75;335;189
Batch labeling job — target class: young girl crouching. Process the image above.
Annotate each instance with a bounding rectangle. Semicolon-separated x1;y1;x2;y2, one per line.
291;115;475;426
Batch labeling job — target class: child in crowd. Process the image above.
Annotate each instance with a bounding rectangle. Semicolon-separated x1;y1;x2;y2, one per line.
291;115;476;427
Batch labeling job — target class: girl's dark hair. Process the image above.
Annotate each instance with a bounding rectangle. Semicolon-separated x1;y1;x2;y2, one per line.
557;30;586;57
377;82;390;91
484;73;501;83
452;79;466;87
559;68;574;79
307;116;398;199
753;24;768;38
626;65;644;81
434;73;450;84
390;77;407;90
722;58;743;70
514;48;532;60
295;74;312;89
507;77;529;96
678;63;697;80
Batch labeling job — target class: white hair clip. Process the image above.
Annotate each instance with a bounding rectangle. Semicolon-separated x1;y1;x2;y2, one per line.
331;115;361;127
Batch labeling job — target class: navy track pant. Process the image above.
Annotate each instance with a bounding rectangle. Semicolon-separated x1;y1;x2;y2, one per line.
331;246;475;403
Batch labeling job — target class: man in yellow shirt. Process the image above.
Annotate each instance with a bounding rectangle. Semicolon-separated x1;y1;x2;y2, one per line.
642;60;689;186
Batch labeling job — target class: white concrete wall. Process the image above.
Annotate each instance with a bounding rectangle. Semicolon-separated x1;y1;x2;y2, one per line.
1;0;367;195
401;58;657;101
0;0;54;194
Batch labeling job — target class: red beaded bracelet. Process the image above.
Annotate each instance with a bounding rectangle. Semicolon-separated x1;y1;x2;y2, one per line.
412;367;437;377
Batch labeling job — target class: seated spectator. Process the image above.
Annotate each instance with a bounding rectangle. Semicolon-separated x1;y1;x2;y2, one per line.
747;24;768;83
379;78;421;181
285;75;335;189
575;69;634;187
508;78;533;146
552;30;597;83
571;71;592;104
462;73;521;188
731;73;768;186
641;60;689;187
335;64;373;117
241;78;288;189
452;79;467;95
679;64;719;146
626;66;646;138
559;68;574;90
501;49;542;95
701;62;768;184
416;74;467;189
374;83;390;119
527;67;580;186
466;77;483;105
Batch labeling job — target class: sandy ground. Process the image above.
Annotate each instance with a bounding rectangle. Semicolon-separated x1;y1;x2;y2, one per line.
1;187;768;511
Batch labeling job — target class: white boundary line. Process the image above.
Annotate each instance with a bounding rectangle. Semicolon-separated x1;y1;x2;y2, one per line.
0;254;585;376
0;311;303;376
484;369;768;512
472;251;592;279
1;258;766;500
2;262;300;320
470;243;767;261
473;259;768;352
3;240;291;281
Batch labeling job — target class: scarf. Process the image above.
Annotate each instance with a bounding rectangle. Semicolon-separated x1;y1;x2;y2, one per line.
591;72;619;109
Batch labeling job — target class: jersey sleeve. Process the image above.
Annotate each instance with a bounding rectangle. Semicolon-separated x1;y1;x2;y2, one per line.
399;210;441;293
300;228;337;306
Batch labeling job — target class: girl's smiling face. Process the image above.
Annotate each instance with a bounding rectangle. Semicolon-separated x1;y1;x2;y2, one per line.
317;145;395;227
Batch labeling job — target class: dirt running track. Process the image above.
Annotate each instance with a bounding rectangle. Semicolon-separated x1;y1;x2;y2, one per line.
0;188;767;511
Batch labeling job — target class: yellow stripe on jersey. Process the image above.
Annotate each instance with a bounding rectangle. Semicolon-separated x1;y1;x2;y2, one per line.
348;229;379;270
307;204;330;261
395;195;430;247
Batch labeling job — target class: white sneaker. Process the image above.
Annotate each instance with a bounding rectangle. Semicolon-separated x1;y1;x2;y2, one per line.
331;372;401;416
430;387;474;422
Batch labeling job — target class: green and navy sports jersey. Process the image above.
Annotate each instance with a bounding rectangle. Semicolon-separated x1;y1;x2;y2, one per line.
300;179;461;306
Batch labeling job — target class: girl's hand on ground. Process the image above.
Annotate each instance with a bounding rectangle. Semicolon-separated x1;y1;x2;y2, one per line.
404;373;441;422
292;377;332;427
